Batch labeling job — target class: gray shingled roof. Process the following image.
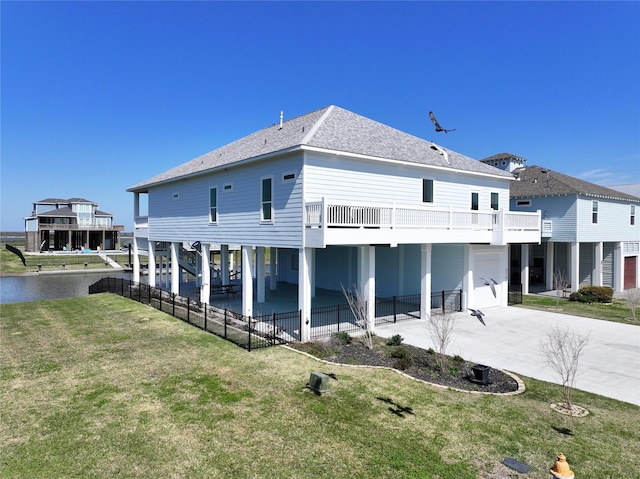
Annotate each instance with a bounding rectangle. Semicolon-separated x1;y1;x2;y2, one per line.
128;105;512;192
511;166;640;202
36;198;97;205
480;152;527;163
607;183;640;199
38;206;76;217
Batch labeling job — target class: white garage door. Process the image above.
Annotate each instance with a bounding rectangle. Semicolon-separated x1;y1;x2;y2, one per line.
473;251;502;309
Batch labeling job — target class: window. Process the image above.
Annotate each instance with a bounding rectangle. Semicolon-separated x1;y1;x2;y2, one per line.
261;177;273;221
283;172;296;182
209;188;217;223
471;192;479;211
631;205;636;226
422;179;434;203
516;200;531;207
592;201;598;224
223;183;233;192
491;192;499;210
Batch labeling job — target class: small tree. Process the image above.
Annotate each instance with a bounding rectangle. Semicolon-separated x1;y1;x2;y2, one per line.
427;312;456;373
341;284;374;350
539;325;590;411
623;288;640;321
553;269;568;310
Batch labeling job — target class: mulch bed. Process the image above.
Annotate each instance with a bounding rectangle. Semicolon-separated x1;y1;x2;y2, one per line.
290;335;520;394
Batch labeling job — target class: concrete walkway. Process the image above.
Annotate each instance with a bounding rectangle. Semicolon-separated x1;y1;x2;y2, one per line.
376;306;640;406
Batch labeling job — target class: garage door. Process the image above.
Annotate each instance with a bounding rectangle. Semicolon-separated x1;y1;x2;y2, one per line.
625;256;637;289
473;251;502;309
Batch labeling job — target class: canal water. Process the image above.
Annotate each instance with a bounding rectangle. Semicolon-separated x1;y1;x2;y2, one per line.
0;271;131;304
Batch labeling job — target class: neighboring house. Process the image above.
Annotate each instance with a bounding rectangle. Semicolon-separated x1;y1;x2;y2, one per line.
480;154;640;292
607;183;640;199
128;106;541;340
24;198;124;252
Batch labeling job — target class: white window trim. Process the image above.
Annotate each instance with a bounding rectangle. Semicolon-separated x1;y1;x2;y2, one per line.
209;186;218;224
260;176;274;223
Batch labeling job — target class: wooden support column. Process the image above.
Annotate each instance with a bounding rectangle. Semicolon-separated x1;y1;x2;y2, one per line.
298;247;312;342
256;246;265;303
594;242;603;287
132;237;141;283
241;246;253;318
170;242;180;295
420;243;432;321
200;243;211;304
521;243;530;295
221;245;229;285
570;242;580;292
269;247;277;290
545;241;554;290
148;241;156;287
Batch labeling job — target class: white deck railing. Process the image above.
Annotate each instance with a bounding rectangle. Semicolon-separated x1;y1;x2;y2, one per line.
305;199;540;232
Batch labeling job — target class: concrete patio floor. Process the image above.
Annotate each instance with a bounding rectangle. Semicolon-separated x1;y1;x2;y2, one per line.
375;306;640;406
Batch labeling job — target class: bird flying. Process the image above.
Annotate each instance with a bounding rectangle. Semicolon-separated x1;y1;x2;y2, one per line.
469;308;486;326
429;111;456;133
480;277;498;298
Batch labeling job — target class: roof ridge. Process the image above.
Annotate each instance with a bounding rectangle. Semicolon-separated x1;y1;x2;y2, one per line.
301;105;334;144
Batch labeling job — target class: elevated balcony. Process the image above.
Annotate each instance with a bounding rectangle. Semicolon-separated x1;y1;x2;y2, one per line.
305;199;541;247
38;222;124;232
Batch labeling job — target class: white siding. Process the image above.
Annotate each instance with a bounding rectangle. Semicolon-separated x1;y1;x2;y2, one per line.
147;154;304;248
576;196;640;242
304;152;511;212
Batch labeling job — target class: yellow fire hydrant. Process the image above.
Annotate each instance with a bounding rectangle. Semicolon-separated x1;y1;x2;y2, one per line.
550;453;574;479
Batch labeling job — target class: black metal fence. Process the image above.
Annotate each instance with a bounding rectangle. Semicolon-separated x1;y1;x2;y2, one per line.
89;277;465;350
89;277;301;351
508;283;523;305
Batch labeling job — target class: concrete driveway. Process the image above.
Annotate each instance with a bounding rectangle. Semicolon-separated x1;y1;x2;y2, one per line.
375;306;640;406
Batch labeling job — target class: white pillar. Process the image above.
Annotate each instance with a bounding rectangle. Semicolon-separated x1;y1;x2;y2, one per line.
570;242;580;292
221;245;229;285
311;248;316;298
269;247;277;290
170;242;180;295
132;237;141;283
420;243;432;321
256;246;265;303
398;244;405;296
359;246;375;331
298;248;312;342
148;241;156;287
545;241;554;290
614;242;624;291
200;243;211;304
521;244;530;294
594;242;603;287
241;246;253;318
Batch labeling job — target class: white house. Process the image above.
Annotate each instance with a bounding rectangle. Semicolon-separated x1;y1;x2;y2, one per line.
128;106;541;340
481;154;640;293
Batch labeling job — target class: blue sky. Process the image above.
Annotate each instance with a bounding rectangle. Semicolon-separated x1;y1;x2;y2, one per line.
2;1;639;232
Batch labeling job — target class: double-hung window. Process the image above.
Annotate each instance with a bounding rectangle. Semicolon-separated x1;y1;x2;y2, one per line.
592;201;598;224
471;192;479;211
261;177;273;222
631;205;636;226
490;192;499;210
422;179;434;203
209;187;218;223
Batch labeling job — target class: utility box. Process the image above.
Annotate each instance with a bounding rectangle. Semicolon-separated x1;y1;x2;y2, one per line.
307;372;330;395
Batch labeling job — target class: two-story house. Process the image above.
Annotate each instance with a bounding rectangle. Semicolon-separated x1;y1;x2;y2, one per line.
481;154;640;293
24;197;124;252
128;106;541;340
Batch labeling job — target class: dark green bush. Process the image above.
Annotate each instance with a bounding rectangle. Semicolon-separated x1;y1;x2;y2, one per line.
389;346;412;370
330;331;352;345
386;334;404;346
569;286;614;303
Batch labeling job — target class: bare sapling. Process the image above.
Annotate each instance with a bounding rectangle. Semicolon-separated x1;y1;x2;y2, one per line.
553;269;568;309
539;325;590;411
427;311;456;373
623;288;640;321
341;284;374;350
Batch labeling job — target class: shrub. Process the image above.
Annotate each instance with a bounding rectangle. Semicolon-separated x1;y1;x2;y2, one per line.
331;331;352;345
569;286;613;303
389;346;412;370
447;365;459;377
386;334;404;346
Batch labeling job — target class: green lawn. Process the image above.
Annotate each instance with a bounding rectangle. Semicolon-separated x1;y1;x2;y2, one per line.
1;295;638;478
518;294;637;325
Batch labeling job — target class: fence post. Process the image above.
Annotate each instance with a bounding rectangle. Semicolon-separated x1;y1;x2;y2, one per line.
337;304;340;332
148;284;151;304
442;290;446;314
224;309;228;338
172;293;176;317
204;303;207;332
138;281;141;302
159;288;162;312
248;317;252;352
393;295;397;323
272;312;276;346
299;310;302;342
187;298;190;324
